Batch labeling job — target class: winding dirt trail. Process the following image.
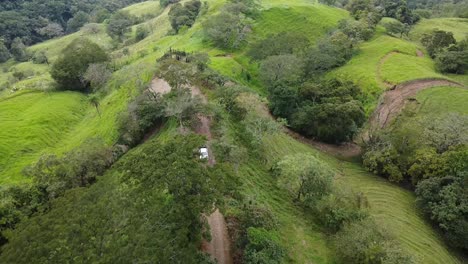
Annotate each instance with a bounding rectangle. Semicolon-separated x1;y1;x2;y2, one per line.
203;209;233;264
373;51;465;129
151;77;231;263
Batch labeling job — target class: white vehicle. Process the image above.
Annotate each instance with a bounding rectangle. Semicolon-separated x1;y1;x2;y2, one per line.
199;147;209;159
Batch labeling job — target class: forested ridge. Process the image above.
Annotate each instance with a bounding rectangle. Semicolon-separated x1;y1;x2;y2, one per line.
0;0;145;52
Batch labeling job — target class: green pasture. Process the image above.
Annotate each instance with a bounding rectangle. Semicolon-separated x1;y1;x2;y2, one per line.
0;91;87;184
410;17;468;42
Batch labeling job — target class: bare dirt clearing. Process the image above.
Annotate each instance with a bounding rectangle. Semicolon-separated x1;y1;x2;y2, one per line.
149;78;171;94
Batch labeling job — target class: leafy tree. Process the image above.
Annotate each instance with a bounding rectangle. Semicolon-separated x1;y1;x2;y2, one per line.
416;170;468;250
248;32;310;61
338;19;375;41
291;79;365;143
334;219;415;264
160;0;180;7
244;228;285;264
319;0;338;6
50;38;109;91
82;63;112;91
66;11;90;32
0;40;11;63
267;84;298;119
165;88;203;128
383;20;410;38
275;153;334;206
38;22;64;38
379;0;419;24
422;113;468;153
363;139;404;182
10;37;28;62
315;186;368;233
32;50;48;64
303;31;355;76
117;92;166;146
203;10;248;49
435;49;468;74
421;30;456;58
168;0;201;33
106;11;133;41
259;54;303;87
23;138;113;200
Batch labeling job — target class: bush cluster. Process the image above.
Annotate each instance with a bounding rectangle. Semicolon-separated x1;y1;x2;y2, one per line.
363;113;468;249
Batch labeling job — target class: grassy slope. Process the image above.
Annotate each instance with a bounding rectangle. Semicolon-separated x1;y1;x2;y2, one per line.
262;133;461;264
0;3;155;183
0;91;87;183
416;86;468;115
122;0;162;16
395;86;468;126
410;17;468;42
0;1;463;262
329;17;467;114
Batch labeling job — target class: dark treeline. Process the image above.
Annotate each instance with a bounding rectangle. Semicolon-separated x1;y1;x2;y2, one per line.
0;0;146;51
407;0;468;18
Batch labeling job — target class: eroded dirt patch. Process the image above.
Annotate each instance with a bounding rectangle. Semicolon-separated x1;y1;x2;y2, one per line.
370;79;464;129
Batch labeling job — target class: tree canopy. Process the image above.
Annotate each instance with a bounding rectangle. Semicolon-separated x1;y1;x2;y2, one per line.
50;38;109;91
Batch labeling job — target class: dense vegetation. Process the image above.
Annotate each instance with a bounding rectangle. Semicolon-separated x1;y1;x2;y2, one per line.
363;113;468;250
0;0;145;56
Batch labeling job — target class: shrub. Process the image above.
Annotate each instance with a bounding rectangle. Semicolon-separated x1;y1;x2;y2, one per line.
435;50;468;74
316;187;368;233
203;10;249;49
244;228;285;264
32;51;48;64
421;30;456;58
247;32;309;61
275;153;334;206
334;219;415;264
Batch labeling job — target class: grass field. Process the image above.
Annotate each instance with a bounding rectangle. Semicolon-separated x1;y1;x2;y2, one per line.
380;52;445;84
328;21;460;114
0;91;87;183
122;0;162;16
415;86;468;115
410;17;468;42
262;133;462;264
329;30;418;113
394;86;468;128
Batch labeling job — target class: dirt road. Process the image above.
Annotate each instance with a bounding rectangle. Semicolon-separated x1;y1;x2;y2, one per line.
370;79;463;129
372;51;465;129
203;209;233;264
189;86;229;263
150;77;231;263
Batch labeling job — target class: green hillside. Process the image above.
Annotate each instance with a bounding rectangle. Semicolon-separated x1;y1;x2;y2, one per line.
0;91;87;183
410;17;468;42
0;0;466;263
